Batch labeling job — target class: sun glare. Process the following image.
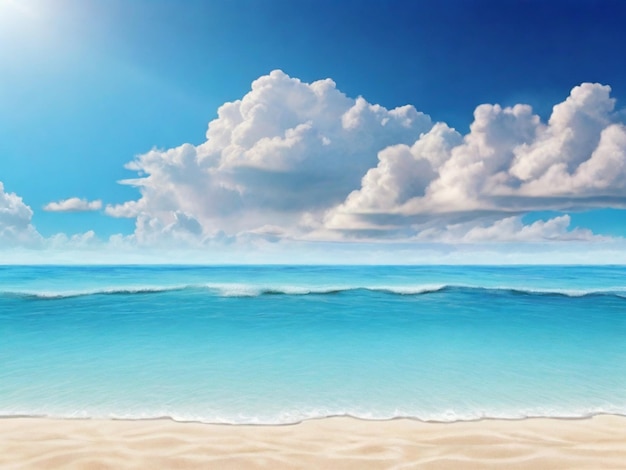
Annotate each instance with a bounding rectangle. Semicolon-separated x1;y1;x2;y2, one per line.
0;0;42;25
0;0;52;50
0;0;27;14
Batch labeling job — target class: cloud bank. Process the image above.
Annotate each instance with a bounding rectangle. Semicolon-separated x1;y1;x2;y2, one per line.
3;71;626;262
326;83;626;236
103;72;625;246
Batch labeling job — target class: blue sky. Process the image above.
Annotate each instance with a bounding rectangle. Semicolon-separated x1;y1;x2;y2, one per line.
2;0;626;263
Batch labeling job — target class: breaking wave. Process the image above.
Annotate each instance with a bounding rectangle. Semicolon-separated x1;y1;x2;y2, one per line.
2;283;626;300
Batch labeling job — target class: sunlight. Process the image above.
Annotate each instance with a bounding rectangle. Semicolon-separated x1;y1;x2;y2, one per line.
0;0;53;51
0;2;24;33
0;0;46;29
0;0;33;16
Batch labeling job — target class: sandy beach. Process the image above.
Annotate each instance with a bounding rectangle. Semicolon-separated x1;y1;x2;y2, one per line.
1;415;625;469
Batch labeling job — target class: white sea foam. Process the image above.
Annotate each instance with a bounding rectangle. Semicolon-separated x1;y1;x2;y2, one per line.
2;282;626;299
371;284;447;295
9;285;192;299
2;406;625;425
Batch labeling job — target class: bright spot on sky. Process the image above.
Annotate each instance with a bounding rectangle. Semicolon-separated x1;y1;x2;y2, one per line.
0;0;52;52
0;0;29;14
0;0;45;27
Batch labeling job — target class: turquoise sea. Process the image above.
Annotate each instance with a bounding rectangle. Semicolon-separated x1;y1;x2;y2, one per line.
1;265;625;424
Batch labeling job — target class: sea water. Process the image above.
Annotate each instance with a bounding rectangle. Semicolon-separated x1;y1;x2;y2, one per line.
1;265;625;424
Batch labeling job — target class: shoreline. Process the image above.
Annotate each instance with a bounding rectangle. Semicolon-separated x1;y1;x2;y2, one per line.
2;410;626;426
3;415;626;469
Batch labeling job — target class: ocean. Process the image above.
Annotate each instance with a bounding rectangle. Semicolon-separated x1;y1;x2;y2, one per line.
1;265;625;424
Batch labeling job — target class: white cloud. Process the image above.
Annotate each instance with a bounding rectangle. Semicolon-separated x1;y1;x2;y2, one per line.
510;83;614;183
326;82;626;239
2;72;624;256
0;186;105;253
413;215;604;244
324;123;463;233
44;197;102;212
47;230;98;248
105;70;433;243
96;74;626;246
0;177;621;265
0;181;41;246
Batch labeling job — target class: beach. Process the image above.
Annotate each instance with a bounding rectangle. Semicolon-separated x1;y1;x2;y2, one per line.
2;415;626;469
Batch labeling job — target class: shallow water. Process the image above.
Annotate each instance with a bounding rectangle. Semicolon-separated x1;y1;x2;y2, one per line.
1;265;625;424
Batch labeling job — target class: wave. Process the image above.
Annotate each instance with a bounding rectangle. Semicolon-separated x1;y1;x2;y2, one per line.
2;283;626;301
2;285;192;300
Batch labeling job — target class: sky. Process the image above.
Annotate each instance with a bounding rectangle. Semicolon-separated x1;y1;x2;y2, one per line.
2;0;626;264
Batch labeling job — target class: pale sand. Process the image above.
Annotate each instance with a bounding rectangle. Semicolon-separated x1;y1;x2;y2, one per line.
1;416;626;469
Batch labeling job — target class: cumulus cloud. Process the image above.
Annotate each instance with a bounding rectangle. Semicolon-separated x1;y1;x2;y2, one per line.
0;181;41;246
104;72;626;245
44;197;102;212
326;82;626;238
106;70;433;242
323;122;463;234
